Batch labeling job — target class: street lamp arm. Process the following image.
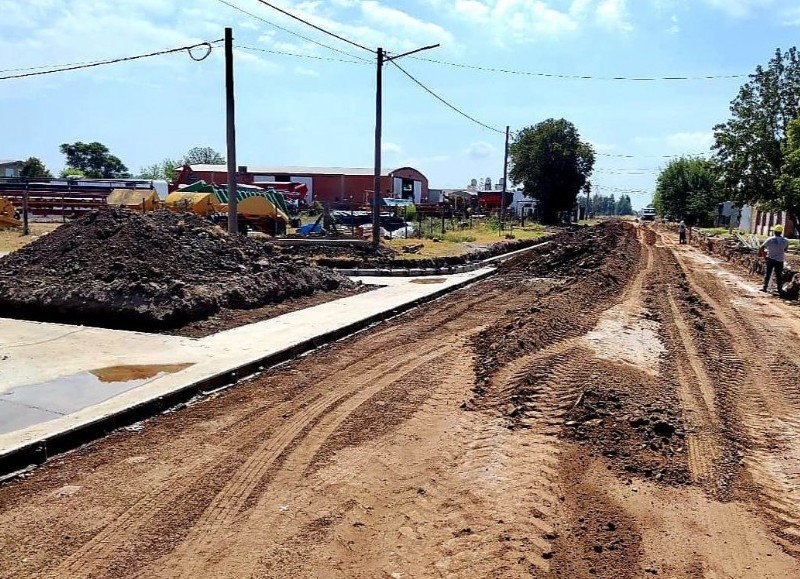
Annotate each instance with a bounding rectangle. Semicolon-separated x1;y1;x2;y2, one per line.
385;44;440;62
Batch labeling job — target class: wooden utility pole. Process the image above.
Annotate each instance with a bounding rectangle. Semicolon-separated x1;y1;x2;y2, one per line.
225;27;238;234
500;125;510;232
372;47;384;246
371;44;440;247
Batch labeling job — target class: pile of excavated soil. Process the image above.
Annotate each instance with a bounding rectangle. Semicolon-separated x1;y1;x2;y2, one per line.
471;221;640;385
0;209;351;331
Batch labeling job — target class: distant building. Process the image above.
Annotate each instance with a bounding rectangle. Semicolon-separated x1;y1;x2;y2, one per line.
174;164;429;207
0;160;23;178
746;206;796;237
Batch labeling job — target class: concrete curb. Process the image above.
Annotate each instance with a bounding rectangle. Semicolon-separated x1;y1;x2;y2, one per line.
0;267;498;478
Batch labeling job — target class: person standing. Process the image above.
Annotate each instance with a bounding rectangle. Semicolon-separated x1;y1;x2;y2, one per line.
761;224;791;296
678;220;687;244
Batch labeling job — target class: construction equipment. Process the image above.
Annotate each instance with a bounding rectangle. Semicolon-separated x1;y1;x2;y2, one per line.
107;189;161;212
170;181;289;234
0;196;21;228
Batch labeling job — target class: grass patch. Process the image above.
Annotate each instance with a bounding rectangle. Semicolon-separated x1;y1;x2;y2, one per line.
386;222;550;259
0;222;62;253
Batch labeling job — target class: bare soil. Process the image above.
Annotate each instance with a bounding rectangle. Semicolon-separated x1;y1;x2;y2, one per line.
2;222;800;578
0;209;351;331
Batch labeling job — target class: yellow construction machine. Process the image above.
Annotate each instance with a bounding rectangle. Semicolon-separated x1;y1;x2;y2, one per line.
0;196;21;228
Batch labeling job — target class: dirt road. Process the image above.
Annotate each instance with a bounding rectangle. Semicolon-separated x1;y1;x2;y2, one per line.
2;222;800;578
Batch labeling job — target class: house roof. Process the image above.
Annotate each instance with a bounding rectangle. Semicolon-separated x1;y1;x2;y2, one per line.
188;164;393;177
0;160;22;166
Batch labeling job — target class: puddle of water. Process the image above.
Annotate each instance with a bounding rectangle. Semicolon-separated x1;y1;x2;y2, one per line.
410;278;447;284
0;363;194;435
92;364;193;383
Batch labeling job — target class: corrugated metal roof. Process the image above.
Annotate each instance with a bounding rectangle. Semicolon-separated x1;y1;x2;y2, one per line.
188;164;392;177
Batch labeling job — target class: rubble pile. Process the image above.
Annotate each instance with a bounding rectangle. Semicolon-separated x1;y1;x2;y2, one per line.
0;209;351;330
564;388;688;485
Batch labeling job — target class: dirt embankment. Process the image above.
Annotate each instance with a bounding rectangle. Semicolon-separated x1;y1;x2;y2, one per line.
0;209;352;331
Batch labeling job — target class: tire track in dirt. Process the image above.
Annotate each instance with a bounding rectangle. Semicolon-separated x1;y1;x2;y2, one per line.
664;286;724;488
154;345;457;579
49;287;521;579
663;231;800;554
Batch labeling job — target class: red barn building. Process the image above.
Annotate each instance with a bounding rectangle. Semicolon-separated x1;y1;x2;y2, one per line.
175;164;428;207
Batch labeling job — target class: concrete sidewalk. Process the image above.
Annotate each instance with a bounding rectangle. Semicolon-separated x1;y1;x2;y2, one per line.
0;268;495;473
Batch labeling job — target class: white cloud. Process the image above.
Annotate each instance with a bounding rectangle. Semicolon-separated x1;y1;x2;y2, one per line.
382;141;404;155
294;66;320;77
465;141;496;158
595;0;633;33
666;131;714;151
781;6;800;25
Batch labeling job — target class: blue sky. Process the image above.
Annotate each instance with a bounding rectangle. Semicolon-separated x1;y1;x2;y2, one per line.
2;0;800;210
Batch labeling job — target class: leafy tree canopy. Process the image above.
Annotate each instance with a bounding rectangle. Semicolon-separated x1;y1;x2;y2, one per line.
713;47;800;221
775;117;800;219
509;118;594;224
59;141;129;178
655;156;721;226
20;157;52;179
138;158;181;182
581;194;634;216
59;168;86;179
183;146;225;165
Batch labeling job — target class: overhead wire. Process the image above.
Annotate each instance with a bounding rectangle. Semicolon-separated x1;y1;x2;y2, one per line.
215;0;370;62
0;40;221;81
251;0;374;54
408;56;748;82
236;44;367;65
389;60;504;135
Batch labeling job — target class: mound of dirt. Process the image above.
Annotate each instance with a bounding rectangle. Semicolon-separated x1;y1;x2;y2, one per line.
0;209;351;330
564;387;688;485
471;222;639;385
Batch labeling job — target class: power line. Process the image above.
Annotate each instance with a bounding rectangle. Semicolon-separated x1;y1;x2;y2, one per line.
597;151;709;158
215;0;370;62
389;60;504;135
236;44;367;65
251;0;374;54
0;40;221;81
409;56;748;82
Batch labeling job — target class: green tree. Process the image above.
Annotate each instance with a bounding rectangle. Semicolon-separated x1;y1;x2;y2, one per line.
19;157;52;179
183;146;225;165
59;168;86;179
655;156;721;225
775;117;800;220
509;118;594;224
713;47;800;222
59;141;129;178
616;194;634;216
138;158;180;182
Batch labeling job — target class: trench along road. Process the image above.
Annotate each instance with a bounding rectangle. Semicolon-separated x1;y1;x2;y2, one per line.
2;221;800;578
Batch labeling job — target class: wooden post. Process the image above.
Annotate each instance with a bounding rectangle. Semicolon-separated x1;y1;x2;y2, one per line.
225;27;238;234
372;47;384;247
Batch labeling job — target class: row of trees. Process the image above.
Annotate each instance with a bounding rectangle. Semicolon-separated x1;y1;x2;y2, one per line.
14;145;226;181
653;157;721;225
652;47;800;227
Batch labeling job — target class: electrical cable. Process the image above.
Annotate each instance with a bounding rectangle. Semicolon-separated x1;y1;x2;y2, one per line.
389;60;504;135
251;0;374;54
236;44;367;65
0;40;222;81
408;56;748;81
215;0;370;62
